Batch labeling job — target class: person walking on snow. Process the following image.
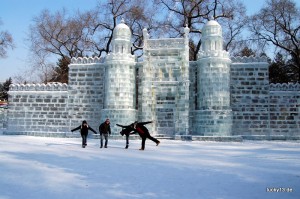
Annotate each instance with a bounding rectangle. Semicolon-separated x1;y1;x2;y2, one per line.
117;121;160;150
99;118;111;148
71;120;97;148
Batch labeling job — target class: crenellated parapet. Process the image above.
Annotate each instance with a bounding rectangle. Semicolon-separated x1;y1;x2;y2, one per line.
147;38;185;50
70;57;104;64
198;50;230;59
9;82;68;92
231;56;268;63
106;52;135;62
6;82;69;136
270;83;300;91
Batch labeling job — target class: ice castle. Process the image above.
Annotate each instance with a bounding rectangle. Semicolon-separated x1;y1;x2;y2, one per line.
4;19;300;139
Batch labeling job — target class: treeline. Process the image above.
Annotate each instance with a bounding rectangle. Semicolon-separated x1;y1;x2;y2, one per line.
0;78;12;101
1;0;300;84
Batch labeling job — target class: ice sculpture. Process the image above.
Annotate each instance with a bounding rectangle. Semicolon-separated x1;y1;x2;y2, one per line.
101;19;137;133
195;19;232;136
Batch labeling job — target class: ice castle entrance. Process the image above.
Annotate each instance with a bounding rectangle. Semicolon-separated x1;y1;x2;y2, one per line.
154;82;178;136
138;27;190;136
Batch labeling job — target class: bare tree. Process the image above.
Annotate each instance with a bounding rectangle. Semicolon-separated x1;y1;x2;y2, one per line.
217;0;248;54
89;0;156;57
29;51;56;83
28;8;98;83
27;0;251;82
155;0;248;60
248;0;300;82
156;0;210;58
0;19;14;58
27;0;157;83
29;9;94;60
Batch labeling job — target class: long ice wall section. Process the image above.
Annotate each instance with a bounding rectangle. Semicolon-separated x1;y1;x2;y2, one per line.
6;83;69;136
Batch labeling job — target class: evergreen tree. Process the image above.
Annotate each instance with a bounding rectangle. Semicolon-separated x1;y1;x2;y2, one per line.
0;77;12;101
269;53;291;83
234;47;256;57
49;57;70;83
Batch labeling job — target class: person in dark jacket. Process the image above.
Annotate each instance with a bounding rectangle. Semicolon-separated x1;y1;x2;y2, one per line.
116;123;135;149
117;121;160;150
99;118;111;148
71;120;97;148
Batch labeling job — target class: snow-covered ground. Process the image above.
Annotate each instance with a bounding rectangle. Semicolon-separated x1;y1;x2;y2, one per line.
0;135;299;199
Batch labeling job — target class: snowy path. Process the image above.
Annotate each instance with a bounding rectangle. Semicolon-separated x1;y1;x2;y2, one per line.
0;135;299;199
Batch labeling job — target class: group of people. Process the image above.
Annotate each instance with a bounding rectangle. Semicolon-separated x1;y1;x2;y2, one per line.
71;119;160;150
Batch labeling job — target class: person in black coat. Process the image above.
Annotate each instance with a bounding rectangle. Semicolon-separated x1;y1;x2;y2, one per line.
71;120;97;148
99;118;111;148
117;121;160;150
116;123;135;149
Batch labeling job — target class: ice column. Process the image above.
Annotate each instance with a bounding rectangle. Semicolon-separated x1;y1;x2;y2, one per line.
102;19;137;133
196;19;232;136
137;28;153;124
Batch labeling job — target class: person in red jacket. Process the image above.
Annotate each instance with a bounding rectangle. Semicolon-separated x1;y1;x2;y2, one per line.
71;120;97;148
117;121;160;150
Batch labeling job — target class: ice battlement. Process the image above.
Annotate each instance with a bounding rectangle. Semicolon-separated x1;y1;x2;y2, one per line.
70;57;105;64
231;56;268;63
270;83;300;91
106;52;135;61
9;82;68;91
198;50;230;59
146;38;185;49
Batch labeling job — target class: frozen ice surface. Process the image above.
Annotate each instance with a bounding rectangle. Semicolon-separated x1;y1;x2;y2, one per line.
0;135;299;199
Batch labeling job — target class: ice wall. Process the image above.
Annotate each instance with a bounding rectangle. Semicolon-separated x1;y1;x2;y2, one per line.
6;83;69;136
230;56;270;136
68;57;105;131
269;83;300;136
0;108;7;130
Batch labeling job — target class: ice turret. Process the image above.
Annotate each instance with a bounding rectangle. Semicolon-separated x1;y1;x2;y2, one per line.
101;19;137;131
195;19;232;136
110;18;132;54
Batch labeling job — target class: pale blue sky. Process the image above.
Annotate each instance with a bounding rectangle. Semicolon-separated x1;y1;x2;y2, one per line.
0;0;96;82
0;0;268;82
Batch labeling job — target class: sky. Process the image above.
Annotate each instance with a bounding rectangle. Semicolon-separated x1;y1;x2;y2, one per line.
0;0;268;83
0;0;97;83
0;135;299;199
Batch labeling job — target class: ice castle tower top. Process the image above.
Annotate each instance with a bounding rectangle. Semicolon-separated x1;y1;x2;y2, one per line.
202;19;222;36
198;19;229;59
108;18;134;60
113;18;131;41
201;19;222;51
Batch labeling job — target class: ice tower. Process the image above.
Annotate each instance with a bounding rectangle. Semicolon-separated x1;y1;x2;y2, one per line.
195;19;232;136
101;19;137;132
